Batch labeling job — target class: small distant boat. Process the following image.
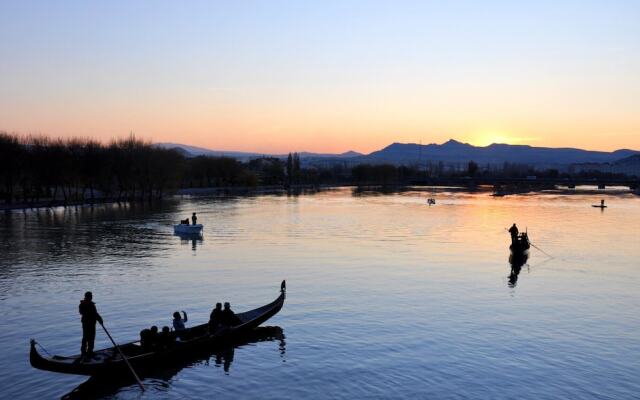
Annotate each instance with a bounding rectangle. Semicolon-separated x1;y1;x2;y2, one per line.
592;200;607;208
427;198;436;206
174;224;203;234
510;232;530;253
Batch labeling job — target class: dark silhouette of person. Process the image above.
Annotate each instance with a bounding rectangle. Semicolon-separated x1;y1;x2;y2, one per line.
159;326;174;349
209;303;223;332
148;325;159;348
173;311;188;339
508;223;519;244
139;328;151;351
79;291;103;356
192;213;197;225
221;302;242;327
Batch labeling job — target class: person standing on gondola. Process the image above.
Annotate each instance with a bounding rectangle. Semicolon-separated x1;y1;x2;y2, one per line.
508;223;519;245
79;291;103;356
191;213;198;225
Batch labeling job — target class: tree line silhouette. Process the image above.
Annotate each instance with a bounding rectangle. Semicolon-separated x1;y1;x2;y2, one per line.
0;133;184;205
1;132;635;206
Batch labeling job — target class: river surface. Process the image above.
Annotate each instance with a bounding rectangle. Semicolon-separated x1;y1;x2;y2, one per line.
1;187;639;399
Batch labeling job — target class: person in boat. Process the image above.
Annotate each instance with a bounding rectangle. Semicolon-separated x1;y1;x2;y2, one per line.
181;218;189;224
148;325;159;348
172;311;188;338
508;223;519;244
79;291;103;356
221;302;242;327
158;326;175;349
191;213;197;225
209;302;223;332
139;328;151;350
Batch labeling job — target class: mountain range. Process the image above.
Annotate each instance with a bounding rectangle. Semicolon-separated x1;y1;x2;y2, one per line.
155;140;639;169
155;143;362;161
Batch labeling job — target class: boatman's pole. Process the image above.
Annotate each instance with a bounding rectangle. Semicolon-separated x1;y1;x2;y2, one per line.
100;322;145;391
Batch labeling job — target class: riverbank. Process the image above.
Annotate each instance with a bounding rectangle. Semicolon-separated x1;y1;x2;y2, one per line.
0;197;129;211
0;184;335;211
3;183;638;211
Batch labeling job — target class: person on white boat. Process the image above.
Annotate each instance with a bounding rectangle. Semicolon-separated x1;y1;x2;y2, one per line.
191;213;197;225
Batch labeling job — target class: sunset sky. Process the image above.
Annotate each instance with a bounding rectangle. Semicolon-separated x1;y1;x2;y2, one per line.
1;1;638;154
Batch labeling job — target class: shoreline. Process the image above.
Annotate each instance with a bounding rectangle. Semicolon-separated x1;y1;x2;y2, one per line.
2;184;638;211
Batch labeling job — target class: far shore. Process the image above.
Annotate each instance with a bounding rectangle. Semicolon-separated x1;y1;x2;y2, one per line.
2;183;638;212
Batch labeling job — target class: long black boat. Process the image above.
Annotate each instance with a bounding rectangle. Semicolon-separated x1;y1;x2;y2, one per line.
31;281;286;376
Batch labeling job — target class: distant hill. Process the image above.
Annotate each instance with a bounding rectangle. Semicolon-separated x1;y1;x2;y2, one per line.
360;139;639;168
154;142;363;160
614;153;640;166
154;143;266;159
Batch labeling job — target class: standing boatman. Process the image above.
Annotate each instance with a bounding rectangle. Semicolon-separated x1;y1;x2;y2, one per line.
79;291;103;356
508;223;519;245
192;212;198;225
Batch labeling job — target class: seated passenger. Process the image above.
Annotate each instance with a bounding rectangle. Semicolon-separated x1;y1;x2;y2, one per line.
209;303;223;332
159;326;174;349
220;302;242;327
139;328;152;351
172;310;188;339
148;325;159;348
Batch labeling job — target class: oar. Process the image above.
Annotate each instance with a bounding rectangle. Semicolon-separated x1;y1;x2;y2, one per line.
529;241;553;258
99;322;145;391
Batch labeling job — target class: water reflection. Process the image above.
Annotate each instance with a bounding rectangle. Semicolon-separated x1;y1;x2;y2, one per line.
174;232;203;251
0;201;181;268
351;185;475;196
61;326;285;399
508;251;529;288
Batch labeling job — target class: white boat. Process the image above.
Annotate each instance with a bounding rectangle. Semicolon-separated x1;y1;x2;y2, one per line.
174;224;203;234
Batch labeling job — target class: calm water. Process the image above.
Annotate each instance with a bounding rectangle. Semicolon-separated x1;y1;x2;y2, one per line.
1;188;639;399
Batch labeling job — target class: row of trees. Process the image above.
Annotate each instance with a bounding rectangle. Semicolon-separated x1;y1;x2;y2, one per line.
0;133;183;204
